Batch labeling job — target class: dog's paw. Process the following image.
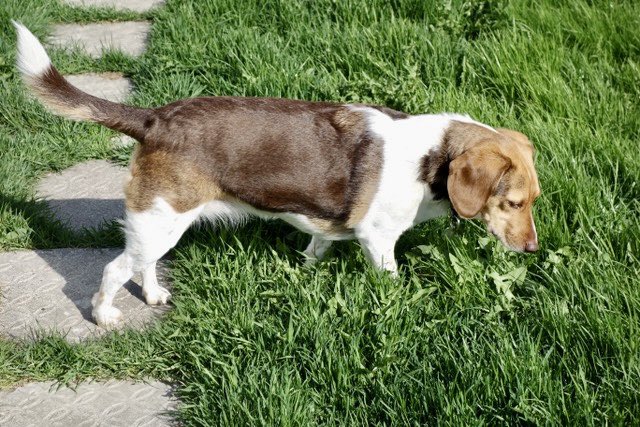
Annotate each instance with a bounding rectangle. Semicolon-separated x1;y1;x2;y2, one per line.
92;305;123;328
143;286;171;305
303;256;318;267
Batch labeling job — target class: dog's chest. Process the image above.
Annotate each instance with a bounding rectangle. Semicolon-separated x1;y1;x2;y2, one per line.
414;197;450;225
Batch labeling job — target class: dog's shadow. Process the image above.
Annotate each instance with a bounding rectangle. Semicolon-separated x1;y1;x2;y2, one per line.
0;194;145;324
37;197;141;325
35;248;145;323
43;197;126;234
2;193;279;327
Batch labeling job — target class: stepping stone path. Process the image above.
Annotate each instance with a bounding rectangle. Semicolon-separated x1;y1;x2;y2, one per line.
49;21;151;58
2;1;182;424
63;0;165;13
66;73;132;103
113;134;137;147
0;248;170;341
0;380;177;426
36;160;128;232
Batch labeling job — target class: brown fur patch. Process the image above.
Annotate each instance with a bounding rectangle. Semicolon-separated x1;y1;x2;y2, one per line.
125;99;394;226
448;141;512;218
495;128;534;153
125;146;226;212
28;68;93;121
345;132;384;227
29;64;400;225
422;121;540;251
368;105;410;120
496;128;540;199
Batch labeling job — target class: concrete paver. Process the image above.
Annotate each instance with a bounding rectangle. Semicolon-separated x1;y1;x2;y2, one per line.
63;0;165;12
0;380;177;426
66;73;132;103
49;21;151;58
0;248;170;341
2;3;182;422
36;160;128;232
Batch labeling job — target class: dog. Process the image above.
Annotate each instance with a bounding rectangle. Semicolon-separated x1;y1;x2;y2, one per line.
14;22;540;327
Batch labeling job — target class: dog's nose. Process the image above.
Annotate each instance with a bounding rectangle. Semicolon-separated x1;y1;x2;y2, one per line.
524;240;538;252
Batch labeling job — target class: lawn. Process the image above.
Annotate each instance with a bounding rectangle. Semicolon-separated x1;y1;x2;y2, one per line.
1;0;639;424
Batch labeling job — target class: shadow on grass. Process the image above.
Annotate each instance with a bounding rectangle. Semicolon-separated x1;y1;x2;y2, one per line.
0;194;124;249
42;198;125;234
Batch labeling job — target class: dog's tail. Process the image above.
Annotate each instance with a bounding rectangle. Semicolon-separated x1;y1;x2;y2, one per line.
13;21;151;142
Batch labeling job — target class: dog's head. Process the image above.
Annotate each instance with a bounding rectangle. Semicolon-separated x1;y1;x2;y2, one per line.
447;128;540;252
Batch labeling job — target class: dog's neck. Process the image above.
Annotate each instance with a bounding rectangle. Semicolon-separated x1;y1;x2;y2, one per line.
419;120;499;202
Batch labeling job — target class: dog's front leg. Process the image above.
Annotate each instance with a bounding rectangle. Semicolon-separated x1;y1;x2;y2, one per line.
303;235;333;266
357;233;399;275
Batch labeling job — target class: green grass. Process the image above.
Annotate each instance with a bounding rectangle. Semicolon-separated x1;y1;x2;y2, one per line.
1;0;640;424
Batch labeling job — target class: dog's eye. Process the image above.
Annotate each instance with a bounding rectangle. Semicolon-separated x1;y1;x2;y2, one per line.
507;201;523;209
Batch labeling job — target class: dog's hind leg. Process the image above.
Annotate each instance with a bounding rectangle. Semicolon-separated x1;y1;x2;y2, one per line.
91;252;134;327
92;198;202;327
141;261;171;305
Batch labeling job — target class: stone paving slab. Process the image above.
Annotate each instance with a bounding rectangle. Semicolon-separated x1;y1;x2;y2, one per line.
0;380;177;426
63;0;164;12
0;249;170;342
66;73;132;103
36;160;128;232
49;21;151;58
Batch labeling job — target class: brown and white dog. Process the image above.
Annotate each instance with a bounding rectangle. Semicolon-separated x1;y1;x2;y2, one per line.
14;23;540;327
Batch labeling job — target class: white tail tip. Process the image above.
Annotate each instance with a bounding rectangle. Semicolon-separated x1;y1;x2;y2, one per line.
13;20;52;78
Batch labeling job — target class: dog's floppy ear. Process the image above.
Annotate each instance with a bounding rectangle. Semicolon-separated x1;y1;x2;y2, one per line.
447;141;511;218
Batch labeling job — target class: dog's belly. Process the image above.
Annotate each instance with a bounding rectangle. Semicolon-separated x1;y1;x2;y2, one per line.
274;212;355;241
200;199;355;240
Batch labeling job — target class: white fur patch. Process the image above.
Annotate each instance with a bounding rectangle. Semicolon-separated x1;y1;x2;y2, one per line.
13;21;51;78
344;108;495;271
124;198;203;267
92;198;202;326
352;108;495;233
200;199;252;228
354;108;454;233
